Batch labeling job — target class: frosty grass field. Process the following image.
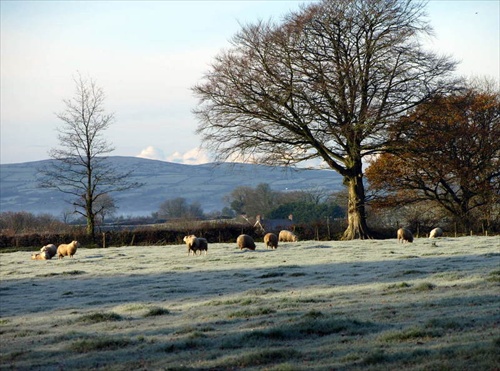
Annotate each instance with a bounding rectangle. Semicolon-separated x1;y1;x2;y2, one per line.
1;236;499;370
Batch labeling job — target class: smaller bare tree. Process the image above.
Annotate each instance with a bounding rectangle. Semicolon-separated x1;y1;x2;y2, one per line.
39;73;141;239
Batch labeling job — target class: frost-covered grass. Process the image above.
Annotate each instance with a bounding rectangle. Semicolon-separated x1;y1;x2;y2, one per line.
0;236;499;370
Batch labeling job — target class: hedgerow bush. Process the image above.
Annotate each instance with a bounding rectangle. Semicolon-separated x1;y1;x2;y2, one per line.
0;221;258;249
0;218;407;250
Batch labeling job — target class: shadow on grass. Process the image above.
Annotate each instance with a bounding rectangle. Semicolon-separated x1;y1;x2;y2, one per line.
2;252;498;318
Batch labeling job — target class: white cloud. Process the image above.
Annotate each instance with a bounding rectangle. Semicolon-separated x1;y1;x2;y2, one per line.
136;146;211;165
137;146;166;161
166;147;211;165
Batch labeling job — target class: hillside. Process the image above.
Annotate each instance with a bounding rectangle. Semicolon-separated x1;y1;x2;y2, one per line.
0;156;343;216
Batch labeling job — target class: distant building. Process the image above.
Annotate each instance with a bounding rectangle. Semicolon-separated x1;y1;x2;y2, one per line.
253;214;294;235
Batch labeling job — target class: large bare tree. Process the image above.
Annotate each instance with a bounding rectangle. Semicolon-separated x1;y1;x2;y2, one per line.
192;0;456;239
39;74;141;239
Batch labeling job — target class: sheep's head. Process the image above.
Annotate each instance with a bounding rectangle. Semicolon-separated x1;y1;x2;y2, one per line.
183;235;197;245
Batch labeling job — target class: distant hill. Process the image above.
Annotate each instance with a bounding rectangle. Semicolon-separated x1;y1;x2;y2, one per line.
0;156;343;217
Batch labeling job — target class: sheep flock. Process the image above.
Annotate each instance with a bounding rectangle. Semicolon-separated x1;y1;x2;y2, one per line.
31;241;79;260
30;227;445;261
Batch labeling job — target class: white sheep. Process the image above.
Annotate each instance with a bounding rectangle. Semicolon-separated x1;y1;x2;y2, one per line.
397;228;413;243
40;244;57;259
31;251;50;260
57;241;79;259
183;235;208;255
429;227;443;239
278;230;298;242
237;234;256;250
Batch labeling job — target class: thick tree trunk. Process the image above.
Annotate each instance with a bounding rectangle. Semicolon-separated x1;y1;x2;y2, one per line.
341;173;372;240
458;200;474;234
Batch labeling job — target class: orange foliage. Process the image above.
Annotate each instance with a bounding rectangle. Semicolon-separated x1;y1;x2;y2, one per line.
366;87;500;228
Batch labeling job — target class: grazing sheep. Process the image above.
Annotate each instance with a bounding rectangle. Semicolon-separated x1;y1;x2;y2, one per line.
278;230;298;242
184;235;199;255
40;244;57;259
237;234;256;251
196;238;208;255
183;235;196;255
183;235;208;255
57;240;79;259
397;228;413;243
31;251;50;260
429;227;443;239
263;233;278;249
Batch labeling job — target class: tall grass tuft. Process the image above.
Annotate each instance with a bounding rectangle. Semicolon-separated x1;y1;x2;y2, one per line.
76;312;122;324
414;282;436;291
425;317;465;331
69;336;131;352
379;326;443;342
228;307;276;318
362;350;389;365
486;269;500;282
143;307;170;317
296;317;378;337
223;348;302;368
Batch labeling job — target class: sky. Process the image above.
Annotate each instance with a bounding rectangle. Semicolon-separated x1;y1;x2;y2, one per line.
1;0;499;165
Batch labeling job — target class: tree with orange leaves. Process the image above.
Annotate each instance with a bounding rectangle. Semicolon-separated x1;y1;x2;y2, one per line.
366;83;500;232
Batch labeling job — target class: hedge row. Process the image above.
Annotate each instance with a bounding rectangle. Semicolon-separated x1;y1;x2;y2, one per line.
0;220;398;250
0;222;257;249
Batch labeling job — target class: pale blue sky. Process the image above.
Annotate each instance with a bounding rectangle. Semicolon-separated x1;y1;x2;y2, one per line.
1;0;498;165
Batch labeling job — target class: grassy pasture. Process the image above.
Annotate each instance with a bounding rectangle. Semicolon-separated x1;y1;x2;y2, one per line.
0;236;499;370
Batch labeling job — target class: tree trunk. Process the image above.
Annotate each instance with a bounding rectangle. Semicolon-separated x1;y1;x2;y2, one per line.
85;193;95;241
85;159;95;241
86;211;95;240
341;172;372;240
